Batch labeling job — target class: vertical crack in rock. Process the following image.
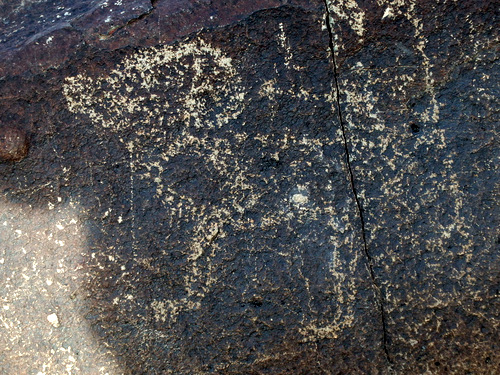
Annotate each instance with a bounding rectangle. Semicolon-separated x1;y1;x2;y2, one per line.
322;5;393;366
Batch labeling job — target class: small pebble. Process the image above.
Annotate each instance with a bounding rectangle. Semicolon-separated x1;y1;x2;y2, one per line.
47;313;60;328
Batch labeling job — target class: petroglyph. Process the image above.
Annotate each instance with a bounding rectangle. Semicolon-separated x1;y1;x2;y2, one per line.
62;31;362;358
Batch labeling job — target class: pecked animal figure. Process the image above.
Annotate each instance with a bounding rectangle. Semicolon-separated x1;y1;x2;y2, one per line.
0;1;498;374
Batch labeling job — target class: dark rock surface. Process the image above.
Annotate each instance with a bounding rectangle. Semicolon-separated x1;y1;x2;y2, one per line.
0;0;498;374
0;126;29;161
327;1;500;373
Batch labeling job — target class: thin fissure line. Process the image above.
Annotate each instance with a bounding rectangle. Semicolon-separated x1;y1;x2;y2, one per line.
322;7;392;365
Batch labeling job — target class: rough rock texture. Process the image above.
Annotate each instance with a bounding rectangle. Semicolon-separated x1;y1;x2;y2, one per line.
0;126;29;161
0;0;498;374
326;1;500;373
